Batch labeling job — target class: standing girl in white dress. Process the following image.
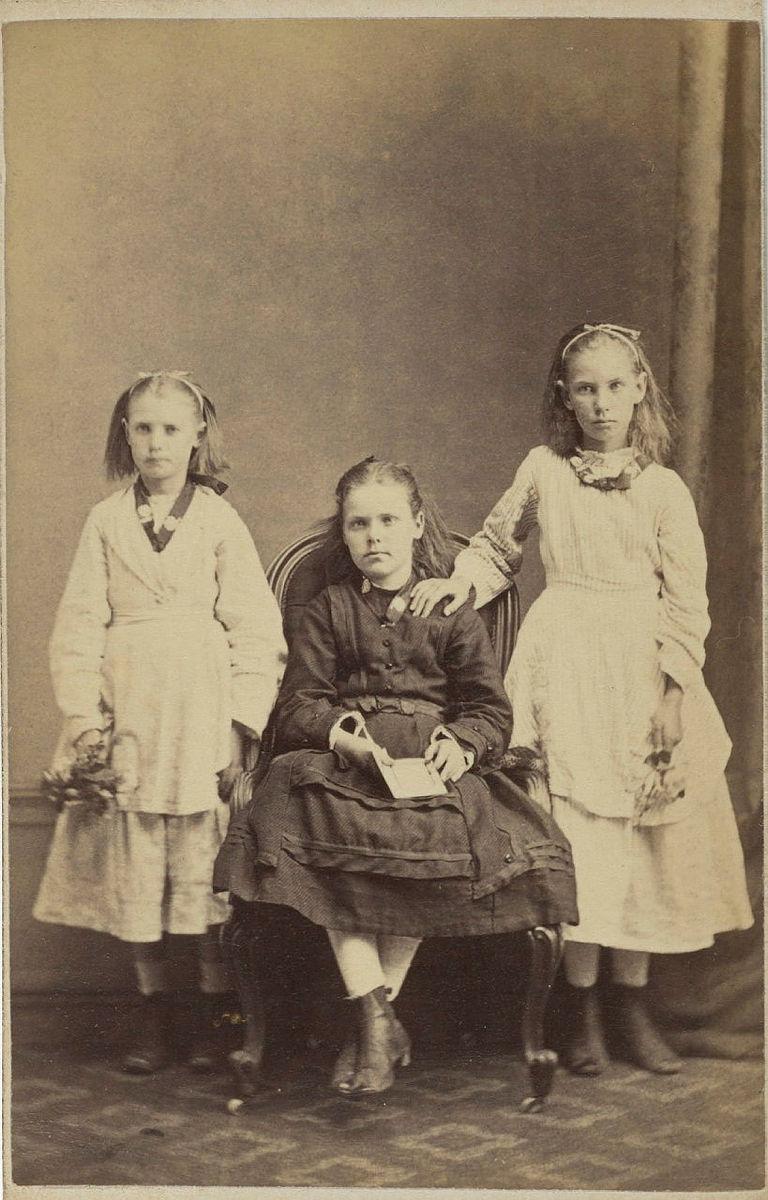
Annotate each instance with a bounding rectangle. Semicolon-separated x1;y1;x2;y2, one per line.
410;323;753;1076
35;371;286;1075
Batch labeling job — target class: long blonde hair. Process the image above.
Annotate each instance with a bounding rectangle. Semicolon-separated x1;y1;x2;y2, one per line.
543;324;676;463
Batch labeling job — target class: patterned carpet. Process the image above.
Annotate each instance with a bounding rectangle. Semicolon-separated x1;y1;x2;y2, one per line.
10;996;764;1191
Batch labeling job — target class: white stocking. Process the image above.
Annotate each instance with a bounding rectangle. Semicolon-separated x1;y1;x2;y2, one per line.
564;941;601;988
378;935;421;1000
611;948;650;988
326;930;386;999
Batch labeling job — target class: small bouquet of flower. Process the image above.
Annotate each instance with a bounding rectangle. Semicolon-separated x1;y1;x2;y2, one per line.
633;747;686;825
500;745;552;811
499;745;548;791
41;740;123;818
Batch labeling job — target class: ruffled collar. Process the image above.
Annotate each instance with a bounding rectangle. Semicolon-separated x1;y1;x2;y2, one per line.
568;446;646;491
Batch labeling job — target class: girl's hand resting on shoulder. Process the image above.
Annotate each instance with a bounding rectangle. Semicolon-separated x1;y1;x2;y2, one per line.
409;575;472;618
333;731;394;777
424;737;469;784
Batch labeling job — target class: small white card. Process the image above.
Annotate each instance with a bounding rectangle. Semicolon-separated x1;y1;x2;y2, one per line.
376;757;448;800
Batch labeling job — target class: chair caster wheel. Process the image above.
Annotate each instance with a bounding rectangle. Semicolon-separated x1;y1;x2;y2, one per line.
520;1095;545;1114
226;1097;246;1115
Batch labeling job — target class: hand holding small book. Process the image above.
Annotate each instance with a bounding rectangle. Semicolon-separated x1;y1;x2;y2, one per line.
424;735;469;783
333;729;394;777
333;726;463;800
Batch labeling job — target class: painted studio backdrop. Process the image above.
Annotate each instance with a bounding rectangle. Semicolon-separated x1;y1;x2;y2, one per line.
5;19;762;1051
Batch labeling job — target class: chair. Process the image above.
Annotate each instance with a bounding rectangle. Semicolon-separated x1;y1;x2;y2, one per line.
223;529;564;1115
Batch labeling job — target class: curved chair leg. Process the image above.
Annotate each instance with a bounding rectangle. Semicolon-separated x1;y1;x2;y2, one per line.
221;906;267;1113
519;924;564;1113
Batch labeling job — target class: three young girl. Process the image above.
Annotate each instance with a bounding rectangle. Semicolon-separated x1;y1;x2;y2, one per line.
35;371;286;1073
38;324;752;1093
411;322;753;1075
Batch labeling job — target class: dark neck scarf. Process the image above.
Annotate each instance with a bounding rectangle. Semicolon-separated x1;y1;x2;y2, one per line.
133;476;191;553
133;472;229;553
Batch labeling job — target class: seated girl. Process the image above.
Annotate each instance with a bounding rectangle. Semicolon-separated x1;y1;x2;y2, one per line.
214;456;577;1096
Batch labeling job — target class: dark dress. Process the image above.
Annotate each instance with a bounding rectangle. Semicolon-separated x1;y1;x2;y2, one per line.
214;577;577;937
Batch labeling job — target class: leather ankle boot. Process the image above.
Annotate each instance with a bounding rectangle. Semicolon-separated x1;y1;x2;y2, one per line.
123;992;172;1074
330;1029;358;1093
346;985;411;1096
610;984;682;1074
186;991;239;1073
562;984;610;1076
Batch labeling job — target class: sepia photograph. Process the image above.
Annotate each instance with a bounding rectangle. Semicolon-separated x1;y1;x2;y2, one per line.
2;1;763;1195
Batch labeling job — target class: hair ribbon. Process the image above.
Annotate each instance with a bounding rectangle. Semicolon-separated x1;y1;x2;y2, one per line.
560;324;642;365
128;370;208;418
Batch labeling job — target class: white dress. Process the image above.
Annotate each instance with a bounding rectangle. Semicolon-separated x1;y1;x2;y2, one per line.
34;483;287;941
455;445;753;953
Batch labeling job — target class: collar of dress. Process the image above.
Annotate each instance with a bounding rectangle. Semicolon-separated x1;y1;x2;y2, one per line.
133;476;196;553
360;572;416;626
568;446;647;491
133;472;229;553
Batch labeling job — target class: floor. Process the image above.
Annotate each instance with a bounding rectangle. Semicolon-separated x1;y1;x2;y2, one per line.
9;994;765;1191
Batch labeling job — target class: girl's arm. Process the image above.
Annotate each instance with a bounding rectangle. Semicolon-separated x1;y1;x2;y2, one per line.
214;507;288;742
439;605;514;768
49;510;112;747
652;474;711;755
273;590;358;752
655;473;711;691
410;450;539;616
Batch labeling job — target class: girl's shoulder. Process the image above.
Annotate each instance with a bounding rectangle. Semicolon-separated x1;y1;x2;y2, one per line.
513;443;563;480
85;484;134;524
411;590;480;635
494;444;565;499
528;443;556;462
510;443;552;471
640;462;696;506
438;594;486;630
190;485;251;531
192;482;235;510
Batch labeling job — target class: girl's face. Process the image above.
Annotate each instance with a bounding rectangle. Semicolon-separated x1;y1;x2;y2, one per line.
123;386;204;494
342;481;424;590
561;339;647;452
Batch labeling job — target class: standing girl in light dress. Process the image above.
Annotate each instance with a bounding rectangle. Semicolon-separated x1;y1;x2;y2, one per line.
35;371;286;1075
411;323;752;1076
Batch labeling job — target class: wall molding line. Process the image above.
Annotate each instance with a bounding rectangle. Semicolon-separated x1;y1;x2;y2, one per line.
9;787;55;827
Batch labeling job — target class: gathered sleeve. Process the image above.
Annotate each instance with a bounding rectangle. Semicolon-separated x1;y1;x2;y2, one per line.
214;507;287;739
441;605;514;768
453;450;539;608
272;590;350;751
49;509;112;744
655;472;711;690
